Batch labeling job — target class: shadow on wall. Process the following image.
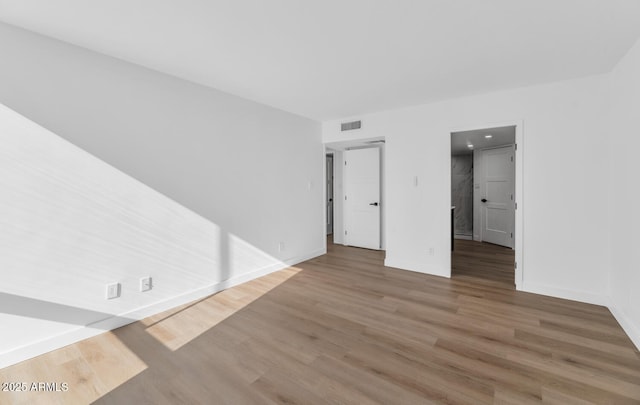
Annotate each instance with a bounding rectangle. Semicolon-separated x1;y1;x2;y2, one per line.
0;103;296;368
0;229;232;330
0;293;135;327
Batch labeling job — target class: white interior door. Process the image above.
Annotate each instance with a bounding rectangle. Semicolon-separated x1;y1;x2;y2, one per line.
480;145;515;248
344;148;380;250
326;155;334;235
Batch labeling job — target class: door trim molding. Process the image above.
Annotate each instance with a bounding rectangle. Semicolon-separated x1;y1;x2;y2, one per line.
326;154;334;236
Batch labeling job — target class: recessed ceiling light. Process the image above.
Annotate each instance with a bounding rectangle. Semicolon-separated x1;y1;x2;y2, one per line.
467;144;474;148
485;134;493;139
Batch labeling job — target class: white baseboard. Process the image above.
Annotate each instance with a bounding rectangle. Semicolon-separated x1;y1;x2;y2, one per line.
607;303;640;351
454;234;473;240
512;282;640;350
0;248;325;369
520;281;609;307
384;256;450;278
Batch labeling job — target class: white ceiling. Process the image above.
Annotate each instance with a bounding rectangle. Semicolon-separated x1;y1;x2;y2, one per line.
451;126;515;155
1;1;640;121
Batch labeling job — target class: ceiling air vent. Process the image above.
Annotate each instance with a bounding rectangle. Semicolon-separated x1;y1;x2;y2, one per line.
341;120;361;131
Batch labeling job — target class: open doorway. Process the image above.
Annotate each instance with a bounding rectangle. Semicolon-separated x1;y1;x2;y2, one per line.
324;138;385;251
450;125;519;287
326;153;334;236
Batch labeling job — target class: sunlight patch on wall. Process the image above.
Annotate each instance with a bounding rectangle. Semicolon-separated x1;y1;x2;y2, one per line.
0;103;220;363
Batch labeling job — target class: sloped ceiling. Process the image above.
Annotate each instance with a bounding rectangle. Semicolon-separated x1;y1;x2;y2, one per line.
1;0;640;120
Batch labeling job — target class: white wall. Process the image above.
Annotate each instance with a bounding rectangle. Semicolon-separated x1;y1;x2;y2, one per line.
324;75;612;304
0;23;324;367
608;37;640;348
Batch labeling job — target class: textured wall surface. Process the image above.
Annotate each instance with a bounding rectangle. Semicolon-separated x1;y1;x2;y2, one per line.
0;22;324;367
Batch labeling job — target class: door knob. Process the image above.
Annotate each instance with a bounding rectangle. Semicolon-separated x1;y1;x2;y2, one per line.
369;202;379;206
481;198;487;203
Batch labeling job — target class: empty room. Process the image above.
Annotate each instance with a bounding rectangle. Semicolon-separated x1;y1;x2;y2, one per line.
1;1;640;404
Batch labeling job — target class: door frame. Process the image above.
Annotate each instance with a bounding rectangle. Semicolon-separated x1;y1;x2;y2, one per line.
449;120;524;289
324;138;386;251
326;153;334;235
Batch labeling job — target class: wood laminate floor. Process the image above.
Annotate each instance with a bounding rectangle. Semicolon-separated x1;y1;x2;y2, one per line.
452;239;515;287
1;240;639;404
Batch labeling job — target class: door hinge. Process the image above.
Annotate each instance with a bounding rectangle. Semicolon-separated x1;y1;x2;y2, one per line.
511;232;513;238
515;144;518;151
345;195;347;200
515;261;518;269
345;161;347;166
515;202;517;209
345;230;347;235
511;194;513;200
511;156;514;162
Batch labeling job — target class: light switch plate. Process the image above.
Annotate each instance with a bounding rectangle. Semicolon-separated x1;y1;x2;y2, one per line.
106;283;120;299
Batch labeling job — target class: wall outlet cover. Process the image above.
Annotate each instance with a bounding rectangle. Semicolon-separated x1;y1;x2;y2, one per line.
140;276;152;292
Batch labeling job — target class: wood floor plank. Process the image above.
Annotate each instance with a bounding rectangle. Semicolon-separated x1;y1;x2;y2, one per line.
1;238;639;404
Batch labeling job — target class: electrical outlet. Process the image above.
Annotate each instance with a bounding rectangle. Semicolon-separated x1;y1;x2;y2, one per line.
140;276;152;292
429;247;435;256
278;241;285;252
106;283;120;299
